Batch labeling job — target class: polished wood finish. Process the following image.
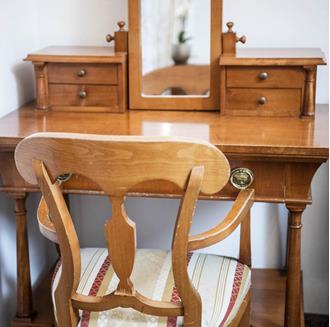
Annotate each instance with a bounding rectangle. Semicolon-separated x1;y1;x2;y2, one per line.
0;103;328;327
226;88;302;117
47;63;118;85
220;48;327;66
25;46;127;63
0;102;327;158
48;84;119;110
227;67;305;89
15;134;253;326
12;193;33;321
220;49;326;117
303;66;317;116
25;47;127;112
128;0;222;110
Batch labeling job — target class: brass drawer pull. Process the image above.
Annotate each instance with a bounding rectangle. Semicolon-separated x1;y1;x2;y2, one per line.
230;168;254;190
79;91;87;99
259;72;269;80
258;96;267;105
77;69;87;77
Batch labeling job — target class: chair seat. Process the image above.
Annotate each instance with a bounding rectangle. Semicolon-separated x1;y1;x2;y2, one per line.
52;248;251;327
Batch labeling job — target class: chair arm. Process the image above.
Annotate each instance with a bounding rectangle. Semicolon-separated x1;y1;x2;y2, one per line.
188;189;254;251
37;196;58;243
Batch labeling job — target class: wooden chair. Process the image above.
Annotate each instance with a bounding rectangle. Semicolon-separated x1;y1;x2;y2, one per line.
15;133;254;327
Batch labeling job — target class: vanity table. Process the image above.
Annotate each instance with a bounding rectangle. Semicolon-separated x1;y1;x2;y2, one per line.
0;103;328;327
0;0;328;326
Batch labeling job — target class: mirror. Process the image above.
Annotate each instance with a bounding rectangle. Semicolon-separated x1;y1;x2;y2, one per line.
129;0;222;110
141;0;211;97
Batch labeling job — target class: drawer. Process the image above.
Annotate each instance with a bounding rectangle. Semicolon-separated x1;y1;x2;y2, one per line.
49;84;118;107
48;63;118;85
226;88;302;116
227;67;305;89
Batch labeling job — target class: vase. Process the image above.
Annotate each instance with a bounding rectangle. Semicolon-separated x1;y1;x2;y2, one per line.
172;43;191;65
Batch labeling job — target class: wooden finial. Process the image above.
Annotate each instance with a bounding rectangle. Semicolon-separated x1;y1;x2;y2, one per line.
117;21;126;31
226;22;234;33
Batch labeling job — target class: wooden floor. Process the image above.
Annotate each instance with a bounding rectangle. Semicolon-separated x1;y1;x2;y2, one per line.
12;269;287;327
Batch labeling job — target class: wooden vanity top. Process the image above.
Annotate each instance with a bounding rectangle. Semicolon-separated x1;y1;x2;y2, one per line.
0;102;328;161
220;48;327;66
25;46;127;63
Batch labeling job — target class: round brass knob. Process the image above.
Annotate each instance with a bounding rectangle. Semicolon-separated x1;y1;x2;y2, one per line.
106;34;115;43
258;96;267;105
77;69;87;77
259;72;269;80
230;168;254;190
79;91;87;99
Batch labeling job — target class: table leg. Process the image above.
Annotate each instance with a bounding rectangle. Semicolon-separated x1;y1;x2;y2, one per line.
10;192;34;322
285;204;305;327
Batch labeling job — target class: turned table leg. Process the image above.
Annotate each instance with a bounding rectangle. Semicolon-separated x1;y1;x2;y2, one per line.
10;192;34;322
285;204;305;327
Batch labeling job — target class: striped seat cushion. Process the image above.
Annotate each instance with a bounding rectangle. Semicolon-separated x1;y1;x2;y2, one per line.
52;248;251;327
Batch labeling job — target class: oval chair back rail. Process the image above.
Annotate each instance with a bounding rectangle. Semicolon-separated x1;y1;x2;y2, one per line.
15;133;254;327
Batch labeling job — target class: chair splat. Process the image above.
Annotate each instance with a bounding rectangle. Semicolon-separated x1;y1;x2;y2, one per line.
104;195;136;296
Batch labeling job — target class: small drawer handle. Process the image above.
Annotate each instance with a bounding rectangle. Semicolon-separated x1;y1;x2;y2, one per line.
258;96;267;105
258;72;269;80
77;69;87;77
230;168;254;190
79;91;87;99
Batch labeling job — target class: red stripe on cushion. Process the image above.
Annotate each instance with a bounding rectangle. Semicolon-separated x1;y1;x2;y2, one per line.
167;253;193;327
219;262;245;327
80;256;112;327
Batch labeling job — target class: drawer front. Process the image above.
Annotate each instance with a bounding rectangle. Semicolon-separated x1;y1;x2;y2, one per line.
226;88;302;116
49;84;118;107
227;67;305;89
48;63;118;85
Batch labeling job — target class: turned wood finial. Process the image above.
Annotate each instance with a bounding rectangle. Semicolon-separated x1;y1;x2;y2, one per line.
223;21;247;56
117;21;126;31
226;22;234;33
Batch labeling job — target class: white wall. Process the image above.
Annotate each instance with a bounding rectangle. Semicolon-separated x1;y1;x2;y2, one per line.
0;1;54;326
0;0;328;324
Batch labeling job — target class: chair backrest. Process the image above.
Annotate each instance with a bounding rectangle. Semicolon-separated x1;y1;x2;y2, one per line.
15;132;230;326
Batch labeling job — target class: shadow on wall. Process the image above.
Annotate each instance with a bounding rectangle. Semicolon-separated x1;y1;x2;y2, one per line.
0;193;18;326
69;195;288;269
11;62;35;107
0;191;57;327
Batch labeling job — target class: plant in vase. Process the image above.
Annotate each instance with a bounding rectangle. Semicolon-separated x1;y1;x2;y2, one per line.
172;0;192;65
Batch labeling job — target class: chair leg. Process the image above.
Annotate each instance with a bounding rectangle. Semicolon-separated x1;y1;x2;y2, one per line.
239;300;251;327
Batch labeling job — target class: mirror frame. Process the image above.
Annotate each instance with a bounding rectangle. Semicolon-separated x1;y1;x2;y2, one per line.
128;0;222;110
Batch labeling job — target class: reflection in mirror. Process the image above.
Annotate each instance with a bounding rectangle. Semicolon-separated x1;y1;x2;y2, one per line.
141;0;211;97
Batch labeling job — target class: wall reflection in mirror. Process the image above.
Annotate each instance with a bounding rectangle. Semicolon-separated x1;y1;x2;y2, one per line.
141;0;211;97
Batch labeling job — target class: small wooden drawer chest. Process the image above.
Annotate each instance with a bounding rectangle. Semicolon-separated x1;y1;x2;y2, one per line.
220;48;326;117
25;46;127;113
